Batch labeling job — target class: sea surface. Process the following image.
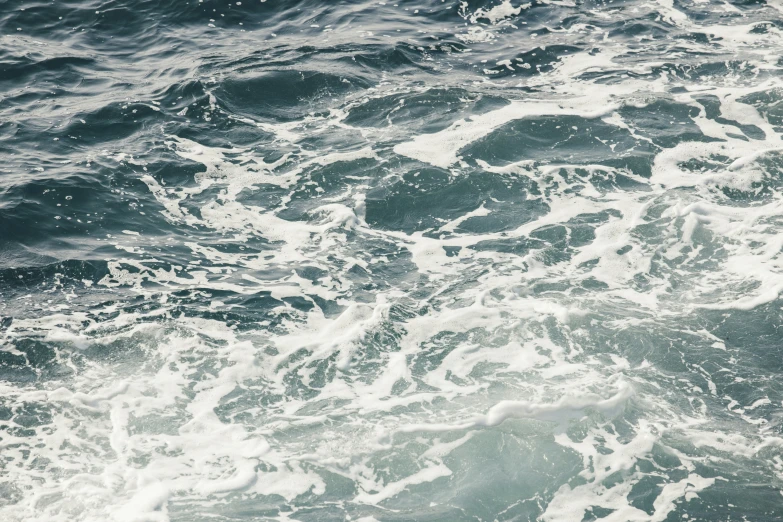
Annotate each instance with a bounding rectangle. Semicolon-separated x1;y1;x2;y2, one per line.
2;0;783;520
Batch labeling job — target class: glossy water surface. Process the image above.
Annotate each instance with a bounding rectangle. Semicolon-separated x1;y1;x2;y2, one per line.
2;0;783;520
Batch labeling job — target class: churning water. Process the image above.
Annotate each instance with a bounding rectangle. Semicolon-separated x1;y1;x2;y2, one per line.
2;0;783;520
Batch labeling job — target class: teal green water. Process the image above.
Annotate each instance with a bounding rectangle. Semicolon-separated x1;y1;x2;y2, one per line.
2;0;783;520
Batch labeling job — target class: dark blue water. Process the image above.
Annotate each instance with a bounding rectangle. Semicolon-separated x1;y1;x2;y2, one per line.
3;0;783;520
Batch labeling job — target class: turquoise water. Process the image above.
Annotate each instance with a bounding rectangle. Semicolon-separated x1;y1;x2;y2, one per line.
2;0;783;520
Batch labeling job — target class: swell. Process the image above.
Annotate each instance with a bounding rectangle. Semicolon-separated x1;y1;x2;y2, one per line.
2;0;783;521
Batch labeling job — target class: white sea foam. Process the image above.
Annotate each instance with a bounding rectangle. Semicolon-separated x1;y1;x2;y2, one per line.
6;0;783;519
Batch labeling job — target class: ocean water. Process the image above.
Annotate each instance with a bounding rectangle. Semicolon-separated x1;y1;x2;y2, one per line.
2;0;783;520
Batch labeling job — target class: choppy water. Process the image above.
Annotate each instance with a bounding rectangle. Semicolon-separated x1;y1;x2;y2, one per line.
2;0;783;520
